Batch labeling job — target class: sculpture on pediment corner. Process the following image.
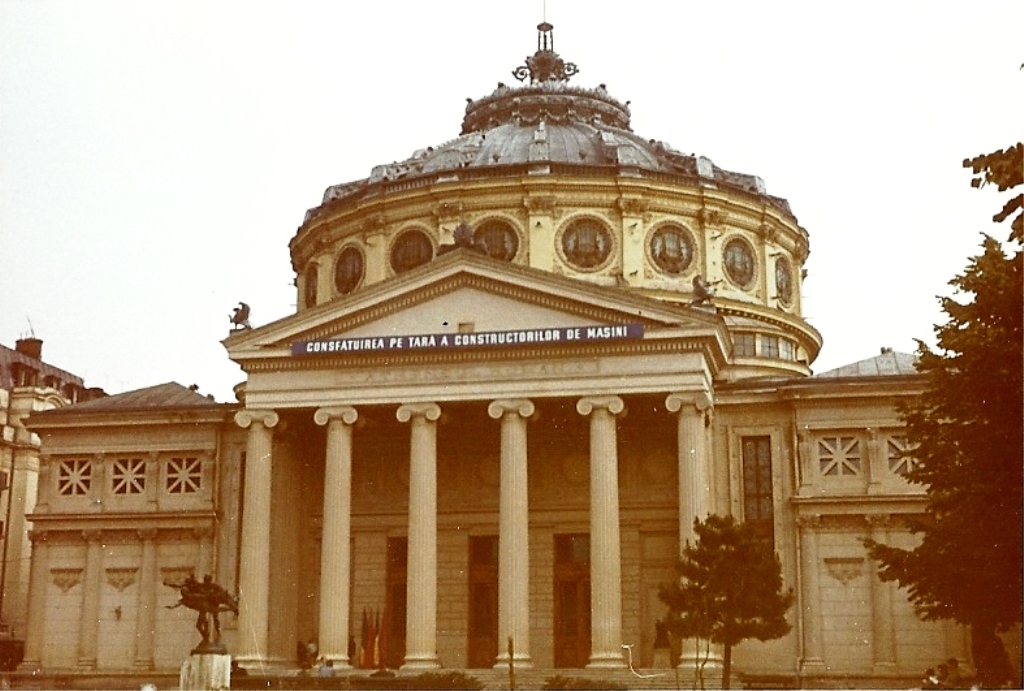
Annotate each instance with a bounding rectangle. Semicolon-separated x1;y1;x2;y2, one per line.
438;222;486;256
690;275;720;307
166;573;239;654
229;302;251;331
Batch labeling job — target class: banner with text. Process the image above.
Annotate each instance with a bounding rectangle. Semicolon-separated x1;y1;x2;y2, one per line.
292;323;644;356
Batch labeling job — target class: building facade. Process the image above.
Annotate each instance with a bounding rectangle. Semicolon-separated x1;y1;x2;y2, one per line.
0;338;102;662
21;24;973;686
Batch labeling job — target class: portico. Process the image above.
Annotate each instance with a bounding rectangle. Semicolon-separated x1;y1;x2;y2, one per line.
225;254;725;672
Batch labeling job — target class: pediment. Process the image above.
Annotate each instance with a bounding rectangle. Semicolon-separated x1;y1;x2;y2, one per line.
225;251;725;364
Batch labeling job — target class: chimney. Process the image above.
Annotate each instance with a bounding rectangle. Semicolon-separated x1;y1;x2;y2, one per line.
15;337;43;360
880;347;893;355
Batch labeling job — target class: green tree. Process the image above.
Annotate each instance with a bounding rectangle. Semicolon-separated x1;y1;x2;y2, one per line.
658;515;794;689
865;143;1023;688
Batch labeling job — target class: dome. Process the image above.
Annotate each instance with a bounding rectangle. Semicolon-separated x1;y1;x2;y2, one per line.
291;22;820;379
305;23;792;224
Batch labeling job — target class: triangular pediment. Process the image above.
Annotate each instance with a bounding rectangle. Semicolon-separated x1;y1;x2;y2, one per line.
225;251;725;365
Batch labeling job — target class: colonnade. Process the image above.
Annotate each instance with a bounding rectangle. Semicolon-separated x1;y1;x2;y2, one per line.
233;391;714;671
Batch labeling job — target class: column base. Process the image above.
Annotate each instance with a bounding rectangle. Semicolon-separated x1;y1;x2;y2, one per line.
493;653;534;670
400;655;441;672
587;652;627;670
799;657;827;675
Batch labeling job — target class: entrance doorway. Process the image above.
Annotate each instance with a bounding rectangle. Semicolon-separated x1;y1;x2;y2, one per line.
467;535;499;667
553;534;591;668
384;537;407;669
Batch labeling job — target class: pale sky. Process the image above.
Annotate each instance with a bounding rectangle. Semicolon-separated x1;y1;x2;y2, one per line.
1;1;1021;403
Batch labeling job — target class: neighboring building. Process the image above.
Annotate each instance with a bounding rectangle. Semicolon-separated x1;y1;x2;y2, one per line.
21;24;974;687
0;338;102;655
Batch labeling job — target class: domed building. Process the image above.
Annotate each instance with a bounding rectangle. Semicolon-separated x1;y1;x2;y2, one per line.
19;23;968;687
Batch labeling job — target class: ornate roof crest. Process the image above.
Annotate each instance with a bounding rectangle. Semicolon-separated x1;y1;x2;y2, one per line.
512;22;578;84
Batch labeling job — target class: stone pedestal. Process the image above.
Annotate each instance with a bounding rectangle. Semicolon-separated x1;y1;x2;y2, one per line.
179;653;231;691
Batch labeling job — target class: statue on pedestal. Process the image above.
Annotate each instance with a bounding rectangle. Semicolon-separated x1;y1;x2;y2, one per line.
167;574;239;655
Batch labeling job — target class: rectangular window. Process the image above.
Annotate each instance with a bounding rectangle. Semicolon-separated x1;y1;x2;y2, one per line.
780;339;795;361
760;335;780;358
741;436;774;545
817;436;862;476
166;456;202;494
886;435;916;476
734;333;756;357
111;458;146;495
58;459;92;496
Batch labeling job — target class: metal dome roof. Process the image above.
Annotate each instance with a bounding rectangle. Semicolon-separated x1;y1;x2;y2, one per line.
305;23;793;224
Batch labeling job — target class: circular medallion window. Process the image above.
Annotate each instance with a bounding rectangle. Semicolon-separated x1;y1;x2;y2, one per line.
334;246;364;295
304;265;318;308
723;237;755;288
474;220;519;261
649;224;694;275
390;229;434;274
775;256;793;305
561;218;612;269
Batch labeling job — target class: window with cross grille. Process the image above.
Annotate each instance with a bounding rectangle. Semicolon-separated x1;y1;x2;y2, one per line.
58;460;92;496
112;458;146;495
166;457;202;494
817;436;862;476
886;435;916;476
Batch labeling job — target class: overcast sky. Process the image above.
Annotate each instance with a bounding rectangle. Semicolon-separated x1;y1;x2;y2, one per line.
1;1;1021;402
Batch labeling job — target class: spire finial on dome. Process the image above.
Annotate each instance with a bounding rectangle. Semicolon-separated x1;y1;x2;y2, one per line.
512;22;578;84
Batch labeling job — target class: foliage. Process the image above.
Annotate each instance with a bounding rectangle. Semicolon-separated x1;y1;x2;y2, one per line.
658;514;794;689
865;143;1023;688
542;675;627;690
963;143;1023;240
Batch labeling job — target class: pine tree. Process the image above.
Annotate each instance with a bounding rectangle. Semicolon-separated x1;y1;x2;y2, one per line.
659;515;794;689
865;143;1023;688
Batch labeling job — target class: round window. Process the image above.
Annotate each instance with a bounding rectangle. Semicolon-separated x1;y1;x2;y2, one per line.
474;220;519;261
723;238;755;288
562;218;612;269
334;246;364;295
304;265;318;307
649;224;694;275
775;256;793;305
390;230;434;274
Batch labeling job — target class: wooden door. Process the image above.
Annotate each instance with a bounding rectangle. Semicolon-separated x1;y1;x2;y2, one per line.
467;536;499;667
553;534;591;668
384;537;407;669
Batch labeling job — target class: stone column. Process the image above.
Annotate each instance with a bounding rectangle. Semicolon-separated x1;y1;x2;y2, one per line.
665;392;714;544
488;399;535;669
233;409;279;666
314;406;359;669
666;391;722;678
797;515;826;675
134;529;159;669
19;530;49;670
576;395;626;670
867;514;897;672
397;402;442;670
78;529;104;669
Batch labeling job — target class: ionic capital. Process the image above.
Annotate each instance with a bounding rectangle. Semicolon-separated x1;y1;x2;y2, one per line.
396;402;441;424
234;409;279;430
314;406;359;427
576;395;625;417
487;399;535;420
665;391;714;414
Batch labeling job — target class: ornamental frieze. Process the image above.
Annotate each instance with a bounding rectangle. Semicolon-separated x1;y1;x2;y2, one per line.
106;567;138;592
824;557;865;585
433;201;464;223
523;195;557;214
51;568;83;593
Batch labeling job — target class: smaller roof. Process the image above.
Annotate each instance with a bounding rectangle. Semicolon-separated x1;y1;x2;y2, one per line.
57;381;219;412
815;350;918;378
